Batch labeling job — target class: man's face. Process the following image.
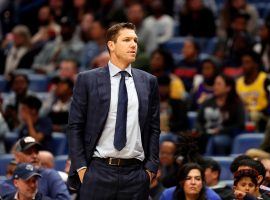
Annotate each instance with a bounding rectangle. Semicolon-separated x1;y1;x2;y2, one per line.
55;82;71;97
159;141;176;166
182;40;197;60
12;76;28;96
15;146;40;166
38;6;51;26
14;176;38;199
90;22;106;40
204;168;219;187
241;55;257;76
18;104;36;123
127;4;144;24
108;28;138;66
59;61;77;79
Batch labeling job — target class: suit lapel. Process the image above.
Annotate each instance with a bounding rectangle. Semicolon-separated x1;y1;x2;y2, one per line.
132;69;148;131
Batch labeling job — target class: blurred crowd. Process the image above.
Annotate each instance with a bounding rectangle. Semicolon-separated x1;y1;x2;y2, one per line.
0;0;270;199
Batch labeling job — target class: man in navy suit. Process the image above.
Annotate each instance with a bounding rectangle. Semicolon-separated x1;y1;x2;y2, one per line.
68;22;160;199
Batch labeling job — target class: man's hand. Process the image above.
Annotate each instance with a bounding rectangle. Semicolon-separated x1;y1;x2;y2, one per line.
78;168;87;183
146;169;155;183
234;189;246;199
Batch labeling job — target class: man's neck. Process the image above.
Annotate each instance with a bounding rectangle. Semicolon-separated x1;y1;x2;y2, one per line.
17;192;33;200
244;71;259;85
110;58;130;70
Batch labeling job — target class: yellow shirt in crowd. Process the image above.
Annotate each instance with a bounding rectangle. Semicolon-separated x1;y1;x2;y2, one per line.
236;72;268;112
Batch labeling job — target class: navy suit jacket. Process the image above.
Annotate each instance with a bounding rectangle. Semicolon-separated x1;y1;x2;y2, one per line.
67;66;160;189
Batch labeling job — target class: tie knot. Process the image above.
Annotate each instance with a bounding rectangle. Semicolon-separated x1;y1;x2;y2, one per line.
119;71;127;78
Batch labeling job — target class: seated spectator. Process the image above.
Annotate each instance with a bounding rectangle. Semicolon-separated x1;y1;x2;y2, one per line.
159;140;179;188
126;2;157;54
236;51;270;131
160;163;221;200
32;16;84;74
174;38;201;91
196;74;245;155
261;158;270;188
216;12;254;68
190;58;219;110
3;73;35;131
90;51;110;68
49;0;67;24
47;78;73;133
253;23;270;73
1;25;32;77
18;96;53;151
0;136;70;199
3;73;33;111
6;160;17;179
230;156;270;199
203;158;234;200
233;169;259;200
218;0;259;39
38;150;68;182
73;13;94;44
150;48;186;100
80;19;108;70
158;75;189;133
179;0;216;38
38;151;54;169
31;5;60;46
143;0;174;45
58;59;78;83
3;163;52;200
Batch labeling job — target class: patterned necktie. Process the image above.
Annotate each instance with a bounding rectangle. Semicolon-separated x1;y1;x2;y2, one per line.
114;71;128;151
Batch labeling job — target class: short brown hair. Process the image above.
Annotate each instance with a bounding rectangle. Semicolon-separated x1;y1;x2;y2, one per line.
106;22;136;43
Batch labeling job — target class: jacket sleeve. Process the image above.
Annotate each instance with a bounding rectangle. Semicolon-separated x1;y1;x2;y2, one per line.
67;73;88;189
144;77;160;173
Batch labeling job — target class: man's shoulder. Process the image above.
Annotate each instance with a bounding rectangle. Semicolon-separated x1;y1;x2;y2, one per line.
0;179;15;197
2;192;15;200
39;168;61;179
132;68;156;80
78;67;107;77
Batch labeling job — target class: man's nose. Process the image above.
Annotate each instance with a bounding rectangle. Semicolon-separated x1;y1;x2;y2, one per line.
130;40;137;47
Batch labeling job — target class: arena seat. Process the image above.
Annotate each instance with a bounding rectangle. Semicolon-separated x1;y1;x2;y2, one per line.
187;111;198;130
51;132;68;156
28;74;49;92
231;133;264;155
55;155;68;171
0;154;14;176
0;75;8;92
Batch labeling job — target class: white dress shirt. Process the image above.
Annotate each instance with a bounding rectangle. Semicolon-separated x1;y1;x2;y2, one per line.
93;61;145;161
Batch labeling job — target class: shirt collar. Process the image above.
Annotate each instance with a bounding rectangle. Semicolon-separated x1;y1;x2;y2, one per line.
108;60;132;77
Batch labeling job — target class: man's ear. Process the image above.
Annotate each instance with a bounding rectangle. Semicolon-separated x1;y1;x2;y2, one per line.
13;179;18;187
258;175;263;184
107;41;114;52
